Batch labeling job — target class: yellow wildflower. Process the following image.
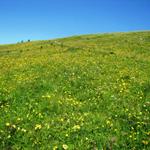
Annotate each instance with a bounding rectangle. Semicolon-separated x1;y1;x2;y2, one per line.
142;140;149;145
72;125;80;130
12;124;16;128
17;118;21;121
21;128;27;133
60;118;64;122
5;122;10;127
106;120;110;124
62;144;68;150
53;146;58;150
35;124;42;130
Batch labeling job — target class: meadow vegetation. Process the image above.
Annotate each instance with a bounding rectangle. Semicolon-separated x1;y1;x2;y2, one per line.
0;31;150;149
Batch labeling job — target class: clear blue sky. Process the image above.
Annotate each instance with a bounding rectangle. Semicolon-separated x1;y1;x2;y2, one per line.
0;0;150;44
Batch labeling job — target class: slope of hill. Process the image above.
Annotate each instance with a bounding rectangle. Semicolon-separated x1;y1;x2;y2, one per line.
0;31;150;149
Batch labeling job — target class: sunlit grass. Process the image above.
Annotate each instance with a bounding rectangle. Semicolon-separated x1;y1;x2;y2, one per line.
0;31;150;149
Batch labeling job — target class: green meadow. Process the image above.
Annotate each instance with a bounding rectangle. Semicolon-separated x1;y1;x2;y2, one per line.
0;31;150;149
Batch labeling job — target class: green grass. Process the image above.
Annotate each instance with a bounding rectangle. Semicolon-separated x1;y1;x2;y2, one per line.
0;31;150;149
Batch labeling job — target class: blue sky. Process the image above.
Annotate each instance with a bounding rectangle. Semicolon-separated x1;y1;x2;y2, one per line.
0;0;150;44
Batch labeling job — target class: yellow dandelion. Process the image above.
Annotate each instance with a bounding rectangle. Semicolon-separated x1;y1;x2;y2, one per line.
129;135;132;138
35;124;42;130
72;125;80;130
21;128;27;133
17;118;21;121
5;122;10;127
62;144;68;150
122;82;126;86
114;129;117;132
17;127;20;131
60;118;64;122
142;140;149;145
106;120;110;124
12;125;16;128
53;146;58;150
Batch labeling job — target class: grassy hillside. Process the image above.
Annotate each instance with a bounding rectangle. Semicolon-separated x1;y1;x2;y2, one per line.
0;31;150;149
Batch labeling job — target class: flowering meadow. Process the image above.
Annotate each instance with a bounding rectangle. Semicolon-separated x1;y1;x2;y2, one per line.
0;31;150;149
